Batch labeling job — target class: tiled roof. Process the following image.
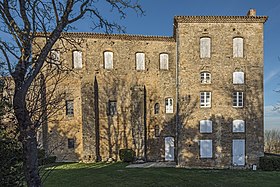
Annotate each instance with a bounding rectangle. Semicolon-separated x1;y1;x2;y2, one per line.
174;16;268;23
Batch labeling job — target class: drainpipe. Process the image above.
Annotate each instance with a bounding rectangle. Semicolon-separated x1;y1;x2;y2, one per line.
175;24;179;165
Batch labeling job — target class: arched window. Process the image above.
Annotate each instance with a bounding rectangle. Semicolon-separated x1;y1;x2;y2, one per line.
104;51;113;69
233;71;244;84
200;37;211;58
154;103;159;114
233;37;244;58
233;120;245;132
160;53;169;70
73;50;82;69
200;72;211;84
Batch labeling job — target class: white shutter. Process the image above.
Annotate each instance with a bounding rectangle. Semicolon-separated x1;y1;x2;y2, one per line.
200;38;211;58
73;51;82;69
165;98;173;113
136;53;145;70
233;72;244;84
104;51;113;69
233;120;245;132
200;140;212;158
232;139;245;166
233;38;244;58
200;120;212;133
160;53;169;70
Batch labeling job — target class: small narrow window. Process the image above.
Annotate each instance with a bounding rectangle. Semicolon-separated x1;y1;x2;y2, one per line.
233;92;243;107
200;37;211;58
200;120;212;133
200;140;212;158
73;51;82;69
108;100;117;116
233;37;244;58
50;50;60;64
154;103;160;114
200;92;211;108
160;53;169;70
200;72;211;84
155;125;160;137
233;71;244;84
66;100;74;116
68;138;74;149
233;120;245;132
104;51;113;69
136;52;145;70
165;98;173;113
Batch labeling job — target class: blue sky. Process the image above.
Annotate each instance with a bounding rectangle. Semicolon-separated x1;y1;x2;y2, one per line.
73;0;280;130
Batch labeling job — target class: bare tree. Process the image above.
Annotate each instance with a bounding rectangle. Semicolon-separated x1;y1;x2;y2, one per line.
265;129;280;154
0;1;143;186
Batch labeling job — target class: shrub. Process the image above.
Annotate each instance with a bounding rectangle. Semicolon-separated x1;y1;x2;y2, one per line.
38;149;57;165
259;156;280;171
119;149;134;162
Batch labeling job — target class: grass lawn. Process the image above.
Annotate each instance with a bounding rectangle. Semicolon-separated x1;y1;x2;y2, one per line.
41;162;280;187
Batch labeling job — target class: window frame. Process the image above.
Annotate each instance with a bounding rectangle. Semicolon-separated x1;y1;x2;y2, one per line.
66;100;74;117
136;52;145;70
200;37;211;58
233;119;245;133
159;53;169;70
233;37;244;58
104;51;114;70
200;92;211;108
165;97;173;114
200;120;213;133
200;71;211;84
73;50;83;69
200;140;213;158
233;92;244;108
233;71;245;84
108;100;117;116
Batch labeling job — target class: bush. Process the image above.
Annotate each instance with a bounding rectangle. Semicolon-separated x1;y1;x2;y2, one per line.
38;149;57;165
259;156;280;171
119;149;134;162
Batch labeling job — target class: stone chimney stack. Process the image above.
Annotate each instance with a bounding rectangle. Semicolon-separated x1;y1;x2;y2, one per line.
247;9;256;17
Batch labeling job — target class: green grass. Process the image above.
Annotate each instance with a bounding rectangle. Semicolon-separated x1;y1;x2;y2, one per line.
41;162;280;187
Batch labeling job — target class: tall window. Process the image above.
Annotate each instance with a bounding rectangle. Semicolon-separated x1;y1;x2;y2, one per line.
233;120;245;132
233;71;244;84
108;100;117;116
104;51;113;69
233;37;244;58
154;103;159;114
200;92;211;108
160;53;169;70
200;120;212;133
165;98;173;113
136;52;145;70
200;140;212;158
73;50;82;69
154;125;160;137
233;92;243;107
200;72;211;84
50;50;60;64
200;37;211;58
66;100;74;116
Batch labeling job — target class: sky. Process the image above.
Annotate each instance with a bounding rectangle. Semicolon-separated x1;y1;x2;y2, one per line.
73;0;280;131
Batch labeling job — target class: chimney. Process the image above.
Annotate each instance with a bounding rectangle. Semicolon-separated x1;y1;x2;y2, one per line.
247;9;256;17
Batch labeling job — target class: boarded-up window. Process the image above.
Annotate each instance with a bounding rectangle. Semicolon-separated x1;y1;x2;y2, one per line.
200;37;211;58
233;71;244;84
165;98;173;113
233;37;244;58
233;120;245;132
200;72;211;84
200;140;212;158
73;51;82;69
200;120;212;133
50;50;60;64
160;53;169;70
104;51;113;69
136;52;145;70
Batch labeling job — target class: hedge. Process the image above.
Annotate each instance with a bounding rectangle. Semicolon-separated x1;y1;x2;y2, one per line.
259;156;280;171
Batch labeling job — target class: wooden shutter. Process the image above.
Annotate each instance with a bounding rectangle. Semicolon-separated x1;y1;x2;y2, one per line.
73;51;82;69
160;53;169;70
136;53;145;70
200;37;211;58
104;51;113;69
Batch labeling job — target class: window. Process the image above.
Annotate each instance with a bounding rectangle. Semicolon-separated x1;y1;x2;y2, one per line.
160;53;169;70
200;120;212;133
233;37;244;58
66;100;74;116
200;140;212;158
155;125;160;137
50;50;60;64
165;98;173;113
68;138;74;149
154;103;159;114
233;71;244;84
233;120;245;132
233;92;243;107
104;51;113;69
200;72;211;84
200;37;211;58
73;50;82;69
108;100;117;116
136;52;145;70
200;92;211;108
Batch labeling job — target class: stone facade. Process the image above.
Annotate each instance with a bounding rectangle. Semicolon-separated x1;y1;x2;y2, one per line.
39;10;267;168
